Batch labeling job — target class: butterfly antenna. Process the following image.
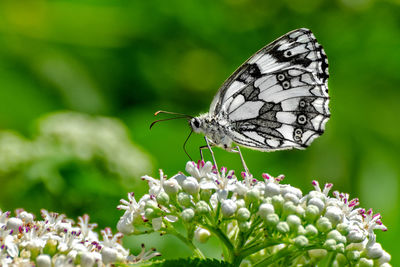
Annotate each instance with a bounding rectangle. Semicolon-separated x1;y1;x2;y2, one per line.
183;129;193;161
154;110;193;118
150;116;191;130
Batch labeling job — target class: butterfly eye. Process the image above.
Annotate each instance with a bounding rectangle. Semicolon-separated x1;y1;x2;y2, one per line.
192;118;201;128
284;50;292;57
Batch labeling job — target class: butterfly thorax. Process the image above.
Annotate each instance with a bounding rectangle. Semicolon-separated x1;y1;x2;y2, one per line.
190;113;234;150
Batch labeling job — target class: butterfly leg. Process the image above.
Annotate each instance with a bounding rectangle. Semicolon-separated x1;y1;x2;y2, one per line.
199;146;208;161
199;137;219;172
232;146;250;176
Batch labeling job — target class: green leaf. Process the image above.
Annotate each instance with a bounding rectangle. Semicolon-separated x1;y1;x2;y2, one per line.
131;258;233;267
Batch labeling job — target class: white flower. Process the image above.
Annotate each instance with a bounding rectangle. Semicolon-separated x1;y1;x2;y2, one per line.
100;228;129;261
185;160;216;181
19;227;48;251
127;244;161;263
0;210;10;227
221;199;237;217
57;229;82;252
117;192;148;234
77;214;98;241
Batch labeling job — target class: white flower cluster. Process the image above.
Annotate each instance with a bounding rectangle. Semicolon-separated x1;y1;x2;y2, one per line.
0;209;159;267
0;111;151;178
117;161;391;266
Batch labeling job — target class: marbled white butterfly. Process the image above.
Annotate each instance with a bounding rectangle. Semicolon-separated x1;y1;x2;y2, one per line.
153;28;329;172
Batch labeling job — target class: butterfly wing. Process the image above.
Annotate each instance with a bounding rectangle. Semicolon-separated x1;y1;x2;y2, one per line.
210;28;329;151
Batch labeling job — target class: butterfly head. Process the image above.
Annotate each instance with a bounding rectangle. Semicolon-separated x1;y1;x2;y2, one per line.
189;114;208;134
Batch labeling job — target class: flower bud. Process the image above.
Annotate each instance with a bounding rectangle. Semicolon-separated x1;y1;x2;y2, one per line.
336;243;345;253
295;206;305;217
182;177;200;195
377;250;391;265
346;250;360;262
246;188;260;203
284;193;299;205
240;260;252;267
6;217;23;233
265;183;281;196
81;252;95;267
327;230;346;244
308;249;327;261
336;254;348;266
18;211;34;223
297;225;306;235
36;254;51;267
145;200;158;210
181;208;195;222
347;228;366;243
305;224;318;237
336;223;349;236
163;179;181;195
323;239;336;251
101;247;117;264
117;217;134;235
324;206;343;226
308;190;326;202
308;198;325;213
237;208;251;221
221;200;237;218
43;239;58;256
194;227;210;243
200;189;212;202
258;203;275;219
195;201;210;215
236;199;246;209
281;185;302;199
282;201;297;216
271;195;284;213
156;192;170;206
294;235;309;247
286;215;301;230
366;242;383;259
177;192;192;207
266;214;279;226
145;208;157;219
276;222;290;234
239;221;251;232
316;217;332;233
358;258;373;267
305;205;320;222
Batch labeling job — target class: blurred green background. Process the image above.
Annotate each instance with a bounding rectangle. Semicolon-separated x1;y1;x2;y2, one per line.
0;0;398;264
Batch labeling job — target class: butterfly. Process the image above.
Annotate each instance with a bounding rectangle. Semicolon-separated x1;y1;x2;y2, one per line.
153;28;329;173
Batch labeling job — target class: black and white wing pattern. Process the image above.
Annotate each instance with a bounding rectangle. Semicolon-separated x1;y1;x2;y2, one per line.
210;28;329;151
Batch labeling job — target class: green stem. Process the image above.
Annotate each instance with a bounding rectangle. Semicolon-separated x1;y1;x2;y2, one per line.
253;245;291;267
327;252;337;267
170;229;204;258
238;241;280;260
201;224;234;262
162;222;205;259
